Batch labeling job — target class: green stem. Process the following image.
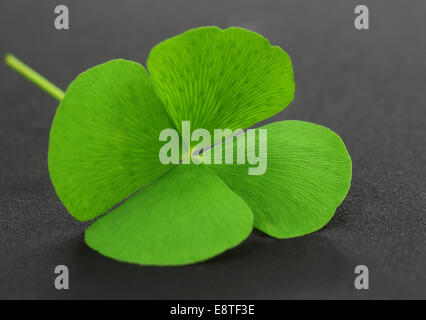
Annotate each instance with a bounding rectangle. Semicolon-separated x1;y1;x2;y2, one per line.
4;53;65;101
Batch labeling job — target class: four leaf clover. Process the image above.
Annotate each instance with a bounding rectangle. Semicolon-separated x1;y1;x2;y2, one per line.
9;26;352;266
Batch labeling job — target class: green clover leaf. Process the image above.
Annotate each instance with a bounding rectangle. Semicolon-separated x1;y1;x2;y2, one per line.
5;26;351;266
147;27;295;142
85;164;253;265
208;121;352;238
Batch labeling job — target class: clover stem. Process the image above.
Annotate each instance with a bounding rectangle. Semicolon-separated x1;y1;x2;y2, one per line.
4;54;65;101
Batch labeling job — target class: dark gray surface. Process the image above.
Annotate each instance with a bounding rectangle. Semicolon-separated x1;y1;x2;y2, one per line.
0;0;425;299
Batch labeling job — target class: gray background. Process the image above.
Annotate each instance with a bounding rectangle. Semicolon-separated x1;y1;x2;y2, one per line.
0;0;425;299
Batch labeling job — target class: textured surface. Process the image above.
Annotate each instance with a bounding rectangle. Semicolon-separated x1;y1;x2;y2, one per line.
148;26;294;141
0;0;425;299
86;165;253;265
209;121;352;238
49;60;176;221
